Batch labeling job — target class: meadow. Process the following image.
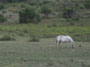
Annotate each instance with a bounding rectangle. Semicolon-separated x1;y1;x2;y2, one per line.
0;17;89;67
0;38;90;67
0;24;90;67
0;24;90;41
0;1;90;67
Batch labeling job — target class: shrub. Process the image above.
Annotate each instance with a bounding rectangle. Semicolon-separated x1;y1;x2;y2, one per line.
28;0;37;6
28;32;40;42
0;14;7;23
42;0;51;4
84;0;90;9
2;10;7;14
63;8;75;19
19;6;41;24
46;59;54;66
60;1;80;21
0;34;16;41
41;5;52;18
0;3;5;10
29;37;40;42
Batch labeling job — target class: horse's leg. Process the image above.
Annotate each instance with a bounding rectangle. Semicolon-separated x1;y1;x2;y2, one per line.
56;40;59;48
66;42;68;48
56;40;57;45
56;40;61;48
59;41;61;45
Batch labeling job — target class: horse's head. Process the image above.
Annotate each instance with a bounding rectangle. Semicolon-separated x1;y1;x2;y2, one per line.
71;41;75;48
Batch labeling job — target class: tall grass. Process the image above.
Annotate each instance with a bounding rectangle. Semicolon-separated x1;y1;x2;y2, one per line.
0;24;90;41
0;34;16;41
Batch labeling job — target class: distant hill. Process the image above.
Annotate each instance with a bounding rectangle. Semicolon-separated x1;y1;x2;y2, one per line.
0;0;90;25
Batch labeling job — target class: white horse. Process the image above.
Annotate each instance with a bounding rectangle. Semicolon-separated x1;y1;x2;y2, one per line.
56;35;75;48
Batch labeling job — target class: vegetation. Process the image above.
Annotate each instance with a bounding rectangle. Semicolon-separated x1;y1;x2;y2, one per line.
0;38;90;67
28;31;40;42
0;3;5;10
0;0;28;2
28;37;40;42
0;14;7;23
0;24;89;41
0;34;16;41
0;0;89;23
41;5;52;18
84;0;90;9
0;0;90;67
19;6;40;24
61;1;81;21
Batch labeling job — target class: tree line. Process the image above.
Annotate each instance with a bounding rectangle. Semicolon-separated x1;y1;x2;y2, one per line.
0;0;90;24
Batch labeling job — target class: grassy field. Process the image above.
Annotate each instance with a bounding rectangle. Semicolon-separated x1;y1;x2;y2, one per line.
0;24;90;41
0;37;90;67
0;1;90;67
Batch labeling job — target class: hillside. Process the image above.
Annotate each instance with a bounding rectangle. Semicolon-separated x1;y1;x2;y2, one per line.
0;0;89;25
0;0;89;42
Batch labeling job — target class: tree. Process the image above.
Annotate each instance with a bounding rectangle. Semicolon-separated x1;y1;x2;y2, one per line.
0;14;7;23
63;8;75;18
19;6;40;24
84;0;90;9
0;3;5;10
41;5;52;18
61;1;80;21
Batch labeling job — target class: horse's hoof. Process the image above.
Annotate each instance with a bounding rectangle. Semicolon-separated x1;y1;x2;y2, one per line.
72;46;75;48
79;45;82;47
66;47;68;48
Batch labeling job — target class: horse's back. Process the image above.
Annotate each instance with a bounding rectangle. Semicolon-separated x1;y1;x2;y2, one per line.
65;36;74;42
56;35;74;42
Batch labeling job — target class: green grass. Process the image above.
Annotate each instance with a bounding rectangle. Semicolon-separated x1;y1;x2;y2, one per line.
0;38;90;67
0;24;90;41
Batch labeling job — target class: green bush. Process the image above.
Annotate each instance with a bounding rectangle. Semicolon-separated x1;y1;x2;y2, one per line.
0;14;7;23
28;31;40;42
60;1;81;21
28;33;40;42
0;3;5;10
41;5;52;18
84;0;90;9
19;6;41;24
28;0;37;6
29;37;40;42
0;34;16;41
42;0;51;4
